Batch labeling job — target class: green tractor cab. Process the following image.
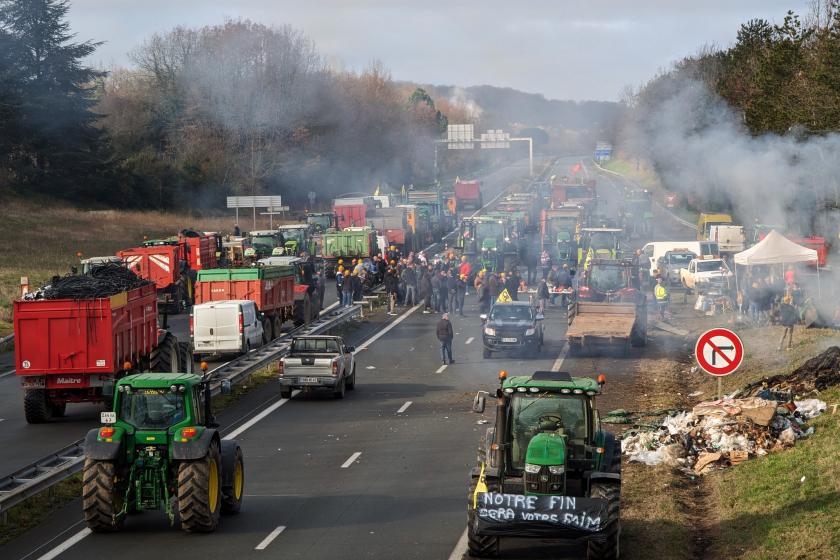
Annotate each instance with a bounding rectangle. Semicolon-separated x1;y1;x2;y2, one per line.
82;368;244;533
467;370;620;558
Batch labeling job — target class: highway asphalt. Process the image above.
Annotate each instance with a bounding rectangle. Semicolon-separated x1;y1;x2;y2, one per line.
1;155;697;560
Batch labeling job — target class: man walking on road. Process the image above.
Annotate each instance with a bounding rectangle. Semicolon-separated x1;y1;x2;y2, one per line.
436;313;455;365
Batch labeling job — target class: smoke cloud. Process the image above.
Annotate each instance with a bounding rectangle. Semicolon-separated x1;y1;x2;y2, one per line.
622;77;840;240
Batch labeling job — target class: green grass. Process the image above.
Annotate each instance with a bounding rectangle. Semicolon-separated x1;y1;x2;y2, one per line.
711;387;840;559
0;474;81;545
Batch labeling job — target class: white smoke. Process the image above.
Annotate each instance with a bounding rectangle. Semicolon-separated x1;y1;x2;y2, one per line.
448;86;483;122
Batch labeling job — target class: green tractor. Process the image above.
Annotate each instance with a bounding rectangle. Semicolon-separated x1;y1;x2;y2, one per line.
467;370;621;559
82;368;244;533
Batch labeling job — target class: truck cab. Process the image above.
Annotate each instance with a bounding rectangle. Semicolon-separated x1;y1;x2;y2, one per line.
246;230;286;259
697;213;733;241
680;257;733;292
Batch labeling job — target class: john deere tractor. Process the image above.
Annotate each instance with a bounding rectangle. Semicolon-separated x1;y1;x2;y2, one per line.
82;368;244;533
467;370;621;559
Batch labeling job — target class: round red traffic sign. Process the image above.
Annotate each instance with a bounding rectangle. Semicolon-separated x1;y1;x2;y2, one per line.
695;328;744;376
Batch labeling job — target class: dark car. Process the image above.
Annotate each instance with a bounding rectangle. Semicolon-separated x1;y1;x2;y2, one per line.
480;301;544;358
656;250;697;285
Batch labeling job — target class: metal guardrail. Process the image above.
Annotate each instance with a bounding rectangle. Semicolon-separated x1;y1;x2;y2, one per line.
0;440;85;514
0;303;363;514
0;333;13;352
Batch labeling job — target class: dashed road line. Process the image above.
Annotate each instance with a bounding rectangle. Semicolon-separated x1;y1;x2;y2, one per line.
0;368;16;379
465;337;474;345
341;451;362;469
36;528;91;560
551;344;569;372
396;401;412;414
435;364;448;374
255;526;286;550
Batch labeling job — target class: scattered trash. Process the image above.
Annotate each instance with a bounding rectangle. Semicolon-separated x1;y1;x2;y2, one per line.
688;390;704;398
621;396;827;475
476;419;489;425
365;365;376;370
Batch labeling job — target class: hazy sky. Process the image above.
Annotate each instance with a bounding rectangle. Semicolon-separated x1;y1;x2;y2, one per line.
69;0;809;101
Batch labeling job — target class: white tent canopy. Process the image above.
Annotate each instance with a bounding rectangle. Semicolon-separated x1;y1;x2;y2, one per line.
733;230;818;266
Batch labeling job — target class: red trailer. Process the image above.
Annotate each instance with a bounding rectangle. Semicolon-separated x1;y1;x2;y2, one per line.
334;204;367;229
117;245;192;313
14;284;183;423
180;232;218;270
194;266;296;338
454;179;483;211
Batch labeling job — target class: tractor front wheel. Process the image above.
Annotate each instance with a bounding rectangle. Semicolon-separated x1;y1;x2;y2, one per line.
178;442;222;532
587;482;620;560
82;459;124;532
467;509;499;557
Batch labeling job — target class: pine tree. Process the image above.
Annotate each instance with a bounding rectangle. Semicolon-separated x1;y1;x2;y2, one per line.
0;0;107;197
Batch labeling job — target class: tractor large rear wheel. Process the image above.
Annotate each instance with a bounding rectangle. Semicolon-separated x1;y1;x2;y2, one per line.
221;442;244;514
82;459;124;532
178;442;222;532
24;389;51;424
587;483;620;560
151;333;180;373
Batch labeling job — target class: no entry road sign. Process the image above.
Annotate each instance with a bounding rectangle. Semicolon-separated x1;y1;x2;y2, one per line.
695;328;744;377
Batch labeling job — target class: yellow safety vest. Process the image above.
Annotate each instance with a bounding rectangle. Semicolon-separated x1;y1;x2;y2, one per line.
655;284;668;301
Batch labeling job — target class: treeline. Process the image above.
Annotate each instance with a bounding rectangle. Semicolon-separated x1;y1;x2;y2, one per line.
0;0;473;208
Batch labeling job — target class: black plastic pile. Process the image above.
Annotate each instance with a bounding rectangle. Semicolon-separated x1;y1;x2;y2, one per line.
36;263;152;300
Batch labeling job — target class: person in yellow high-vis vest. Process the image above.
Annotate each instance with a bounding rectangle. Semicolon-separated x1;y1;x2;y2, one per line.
654;277;669;320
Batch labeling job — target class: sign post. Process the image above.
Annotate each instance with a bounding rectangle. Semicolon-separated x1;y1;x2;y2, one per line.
694;328;744;399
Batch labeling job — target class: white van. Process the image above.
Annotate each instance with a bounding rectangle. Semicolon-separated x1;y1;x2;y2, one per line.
641;241;719;279
192;300;264;357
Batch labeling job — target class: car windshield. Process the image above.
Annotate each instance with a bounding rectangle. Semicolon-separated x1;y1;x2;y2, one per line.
476;222;505;240
119;388;186;430
588;266;626;292
292;338;340;353
510;394;587;470
697;260;728;272
668;253;695;266
490;305;533;322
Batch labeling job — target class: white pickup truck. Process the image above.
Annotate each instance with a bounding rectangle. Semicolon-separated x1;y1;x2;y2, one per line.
278;335;356;399
680;258;733;292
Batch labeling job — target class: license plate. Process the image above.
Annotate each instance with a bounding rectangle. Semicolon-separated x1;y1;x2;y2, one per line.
299;377;321;384
502;337;517;343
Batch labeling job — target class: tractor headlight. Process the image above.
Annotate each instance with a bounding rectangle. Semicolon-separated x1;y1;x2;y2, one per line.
524;463;541;474
525;328;536;336
548;465;566;475
484;327;496;336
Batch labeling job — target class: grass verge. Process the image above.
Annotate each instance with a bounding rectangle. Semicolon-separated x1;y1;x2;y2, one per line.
709;386;840;559
0;474;82;545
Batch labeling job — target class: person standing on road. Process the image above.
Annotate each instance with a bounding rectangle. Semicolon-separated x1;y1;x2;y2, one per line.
537;278;550;313
447;271;459;315
654;277;669;320
436;313;455;365
506;269;521;301
315;270;325;309
402;264;417;307
456;274;467;316
540;249;551;280
342;270;354;307
420;267;433;314
778;295;797;350
335;267;345;301
385;267;399;315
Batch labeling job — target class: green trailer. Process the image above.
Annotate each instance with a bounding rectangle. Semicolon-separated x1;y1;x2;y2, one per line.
322;228;378;276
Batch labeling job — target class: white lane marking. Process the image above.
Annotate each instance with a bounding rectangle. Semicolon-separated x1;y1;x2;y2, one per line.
436;364;448;374
0;368;15;378
255;525;286;550
465;337;474;345
355;304;422;351
448;527;469;560
36;528;92;560
341;451;362;468
396;401;412;414
223;390;299;441
551;344;569;372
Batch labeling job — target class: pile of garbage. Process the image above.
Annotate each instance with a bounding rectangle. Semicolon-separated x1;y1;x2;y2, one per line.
620;397;826;475
738;346;840;396
24;264;151;300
